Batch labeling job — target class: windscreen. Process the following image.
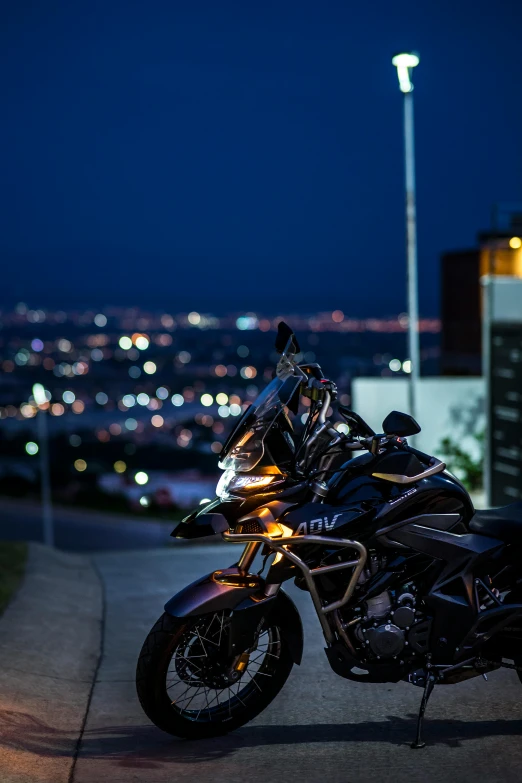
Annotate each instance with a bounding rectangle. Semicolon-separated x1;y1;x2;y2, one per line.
218;375;301;472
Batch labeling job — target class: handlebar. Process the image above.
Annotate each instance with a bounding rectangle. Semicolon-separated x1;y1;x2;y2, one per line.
275;330;441;480
405;444;436;464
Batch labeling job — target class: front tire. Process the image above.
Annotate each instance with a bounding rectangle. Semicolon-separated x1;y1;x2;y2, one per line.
136;609;294;739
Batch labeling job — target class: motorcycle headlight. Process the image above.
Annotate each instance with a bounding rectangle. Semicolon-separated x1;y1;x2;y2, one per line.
216;470;283;499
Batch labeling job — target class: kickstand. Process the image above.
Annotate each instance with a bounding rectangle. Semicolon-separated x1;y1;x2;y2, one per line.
411;674;435;749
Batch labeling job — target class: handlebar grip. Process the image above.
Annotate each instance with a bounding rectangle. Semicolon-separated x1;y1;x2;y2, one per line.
406;445;436;465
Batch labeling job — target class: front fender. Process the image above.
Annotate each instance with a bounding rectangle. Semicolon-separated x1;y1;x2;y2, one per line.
164;568;260;617
164;569;304;664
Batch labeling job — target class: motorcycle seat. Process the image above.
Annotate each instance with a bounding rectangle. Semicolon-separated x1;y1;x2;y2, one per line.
469;502;522;542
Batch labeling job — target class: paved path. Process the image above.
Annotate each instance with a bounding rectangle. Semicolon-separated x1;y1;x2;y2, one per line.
0;499;174;551
65;545;522;783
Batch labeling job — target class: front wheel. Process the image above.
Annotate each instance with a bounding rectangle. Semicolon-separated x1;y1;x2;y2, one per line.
136;609;294;739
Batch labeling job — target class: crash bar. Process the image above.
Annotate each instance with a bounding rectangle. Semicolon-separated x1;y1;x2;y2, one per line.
222;531;367;643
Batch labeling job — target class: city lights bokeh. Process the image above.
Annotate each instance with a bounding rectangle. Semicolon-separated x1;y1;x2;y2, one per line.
0;303;441;515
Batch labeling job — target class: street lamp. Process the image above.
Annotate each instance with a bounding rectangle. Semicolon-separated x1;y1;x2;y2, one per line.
392;52;420;422
33;383;54;547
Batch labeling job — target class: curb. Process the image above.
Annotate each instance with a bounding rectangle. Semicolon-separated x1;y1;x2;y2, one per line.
0;543;103;783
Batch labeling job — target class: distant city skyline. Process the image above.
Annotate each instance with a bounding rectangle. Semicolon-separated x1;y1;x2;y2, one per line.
0;302;440;332
0;296;440;511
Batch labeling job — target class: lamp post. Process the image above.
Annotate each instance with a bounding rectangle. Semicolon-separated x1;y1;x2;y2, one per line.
32;383;54;547
392;52;420;422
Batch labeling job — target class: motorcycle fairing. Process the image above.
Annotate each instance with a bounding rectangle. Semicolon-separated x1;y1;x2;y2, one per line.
280;502;368;536
387;522;504;662
172;496;242;539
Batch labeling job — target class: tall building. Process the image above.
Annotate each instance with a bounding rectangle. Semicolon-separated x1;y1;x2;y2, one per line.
440;248;481;375
440;205;522;376
483;276;522;506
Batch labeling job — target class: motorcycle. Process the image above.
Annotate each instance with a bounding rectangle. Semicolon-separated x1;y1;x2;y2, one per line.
136;321;522;748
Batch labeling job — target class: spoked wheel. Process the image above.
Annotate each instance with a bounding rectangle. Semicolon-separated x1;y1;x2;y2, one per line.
136;609;294;738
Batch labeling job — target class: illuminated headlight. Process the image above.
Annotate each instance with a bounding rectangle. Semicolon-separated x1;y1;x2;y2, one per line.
216;470;282;498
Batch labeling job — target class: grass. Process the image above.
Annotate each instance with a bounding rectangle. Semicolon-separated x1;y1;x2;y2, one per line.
0;542;28;616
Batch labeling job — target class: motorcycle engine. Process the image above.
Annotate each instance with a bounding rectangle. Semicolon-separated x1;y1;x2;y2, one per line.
354;588;426;660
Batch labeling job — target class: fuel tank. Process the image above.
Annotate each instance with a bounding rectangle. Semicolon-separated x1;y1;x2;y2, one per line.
279;453;473;543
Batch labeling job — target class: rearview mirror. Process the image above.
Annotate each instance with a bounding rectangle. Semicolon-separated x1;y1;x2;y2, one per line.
275;321;300;355
382;410;421;437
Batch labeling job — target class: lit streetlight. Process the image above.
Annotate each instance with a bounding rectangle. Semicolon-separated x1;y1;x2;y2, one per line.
392;51;420;421
32;383;54;547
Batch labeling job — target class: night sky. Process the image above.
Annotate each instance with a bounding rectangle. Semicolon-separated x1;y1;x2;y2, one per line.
2;0;522;316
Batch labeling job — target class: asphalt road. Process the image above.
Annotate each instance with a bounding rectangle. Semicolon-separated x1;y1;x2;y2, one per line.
0;499;175;551
66;545;522;783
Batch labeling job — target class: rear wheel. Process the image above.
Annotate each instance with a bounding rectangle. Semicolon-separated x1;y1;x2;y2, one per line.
136;609;294;738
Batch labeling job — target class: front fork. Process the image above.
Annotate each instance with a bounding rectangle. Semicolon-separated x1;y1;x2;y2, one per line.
237;541;261;572
237;541;282;598
226;541;282;670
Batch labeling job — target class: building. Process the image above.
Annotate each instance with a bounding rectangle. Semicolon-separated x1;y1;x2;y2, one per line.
440;248;482;375
440;204;522;376
482;276;522;506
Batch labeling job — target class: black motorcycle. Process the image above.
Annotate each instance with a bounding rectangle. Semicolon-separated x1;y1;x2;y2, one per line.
137;322;522;747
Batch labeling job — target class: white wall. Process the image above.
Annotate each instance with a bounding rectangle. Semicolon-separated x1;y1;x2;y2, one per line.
351;377;485;460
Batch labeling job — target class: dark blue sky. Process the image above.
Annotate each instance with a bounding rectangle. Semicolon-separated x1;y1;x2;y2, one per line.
2;0;522;315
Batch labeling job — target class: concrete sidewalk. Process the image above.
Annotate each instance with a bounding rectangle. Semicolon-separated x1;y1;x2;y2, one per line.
0;544;103;783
